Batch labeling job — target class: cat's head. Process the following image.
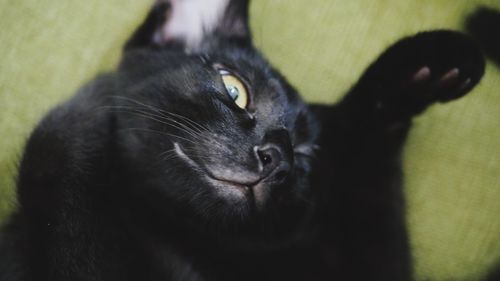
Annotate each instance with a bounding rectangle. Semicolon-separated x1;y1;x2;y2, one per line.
114;0;318;244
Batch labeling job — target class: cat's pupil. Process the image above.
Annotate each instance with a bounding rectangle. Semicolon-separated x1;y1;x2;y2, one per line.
227;86;239;101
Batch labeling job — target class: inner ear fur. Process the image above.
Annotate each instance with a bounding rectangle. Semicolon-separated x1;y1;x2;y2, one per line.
125;0;251;52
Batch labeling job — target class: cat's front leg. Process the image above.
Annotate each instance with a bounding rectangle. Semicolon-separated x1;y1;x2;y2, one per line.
311;30;485;281
342;30;485;125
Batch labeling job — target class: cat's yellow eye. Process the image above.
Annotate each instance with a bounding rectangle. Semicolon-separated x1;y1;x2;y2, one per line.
219;70;248;109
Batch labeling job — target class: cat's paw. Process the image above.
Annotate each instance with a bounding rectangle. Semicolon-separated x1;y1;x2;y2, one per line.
402;30;485;102
361;30;485;115
406;64;475;103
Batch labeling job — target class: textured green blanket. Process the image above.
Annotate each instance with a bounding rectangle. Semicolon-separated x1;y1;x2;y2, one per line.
0;1;499;280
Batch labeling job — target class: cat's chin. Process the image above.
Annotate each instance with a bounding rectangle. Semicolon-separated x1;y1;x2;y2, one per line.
168;142;310;238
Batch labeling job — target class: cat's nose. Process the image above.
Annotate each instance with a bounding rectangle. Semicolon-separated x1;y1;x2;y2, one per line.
255;145;282;175
254;129;293;182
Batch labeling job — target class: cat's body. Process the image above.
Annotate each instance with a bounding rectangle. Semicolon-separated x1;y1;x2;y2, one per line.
0;1;491;281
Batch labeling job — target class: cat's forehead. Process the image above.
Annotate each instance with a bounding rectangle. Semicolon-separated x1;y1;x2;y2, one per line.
150;49;291;93
119;45;303;123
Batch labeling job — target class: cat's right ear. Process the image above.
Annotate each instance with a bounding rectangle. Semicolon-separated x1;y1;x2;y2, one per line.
124;0;252;52
124;1;171;51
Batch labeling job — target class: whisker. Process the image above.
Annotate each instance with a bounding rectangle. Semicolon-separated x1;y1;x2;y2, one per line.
112;96;210;133
160;110;210;133
159;148;178;159
119;128;198;145
111;108;204;140
161;153;180;162
102;103;205;138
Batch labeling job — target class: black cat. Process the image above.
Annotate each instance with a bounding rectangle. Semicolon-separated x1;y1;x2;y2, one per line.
0;1;488;281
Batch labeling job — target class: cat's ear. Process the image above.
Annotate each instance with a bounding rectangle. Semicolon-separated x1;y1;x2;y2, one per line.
125;0;251;52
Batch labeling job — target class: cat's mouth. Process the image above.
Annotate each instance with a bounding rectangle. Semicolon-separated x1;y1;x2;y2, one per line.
206;176;251;193
173;142;276;208
173;142;256;191
207;175;257;190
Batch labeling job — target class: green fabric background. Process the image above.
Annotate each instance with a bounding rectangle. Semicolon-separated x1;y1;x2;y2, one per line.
0;1;499;280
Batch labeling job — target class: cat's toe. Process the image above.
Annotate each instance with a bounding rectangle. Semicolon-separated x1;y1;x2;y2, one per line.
435;68;474;102
420;31;485;102
439;68;460;87
405;30;485;103
408;66;473;100
388;30;485;102
411;66;432;83
351;30;486;120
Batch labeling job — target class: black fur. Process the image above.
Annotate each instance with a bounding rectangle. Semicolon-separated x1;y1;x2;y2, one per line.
310;29;484;280
0;1;488;281
467;7;500;66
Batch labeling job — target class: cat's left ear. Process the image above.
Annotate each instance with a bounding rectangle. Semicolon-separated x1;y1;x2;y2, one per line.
125;0;251;52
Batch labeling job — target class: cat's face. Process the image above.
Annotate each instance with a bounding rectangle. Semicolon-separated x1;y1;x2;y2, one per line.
113;0;318;242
